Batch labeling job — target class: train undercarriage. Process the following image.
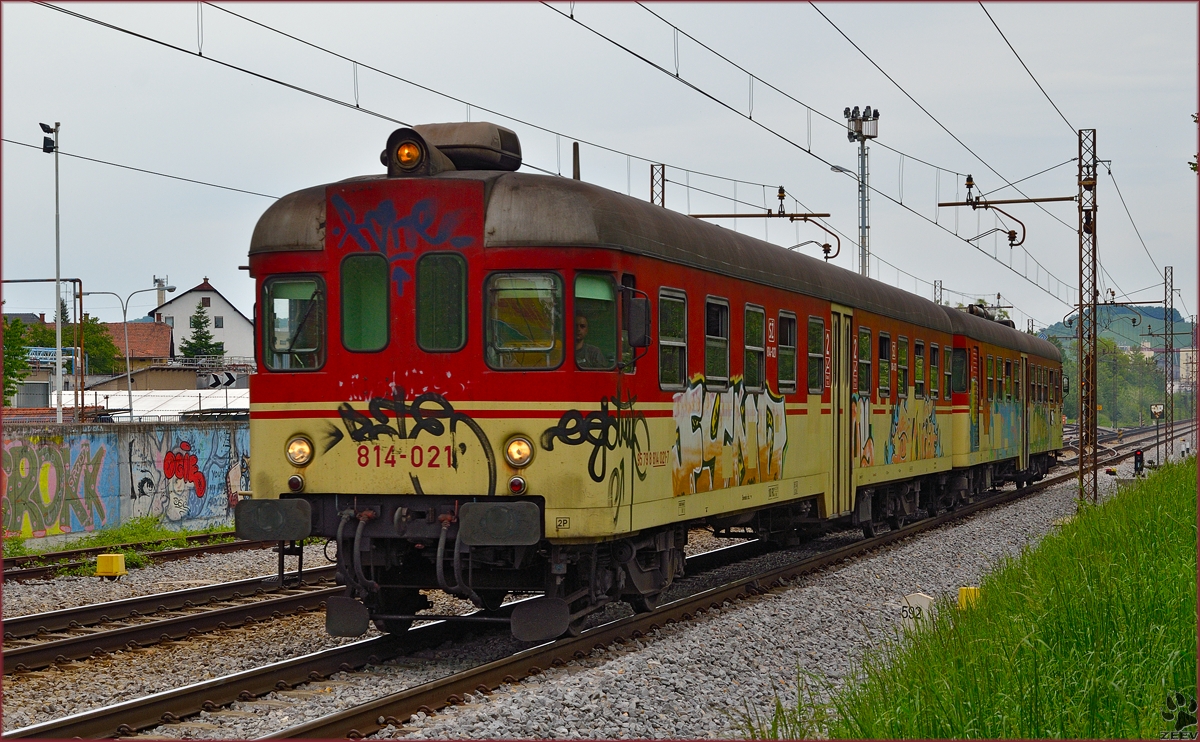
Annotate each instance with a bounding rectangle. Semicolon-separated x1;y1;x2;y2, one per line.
268;452;1057;642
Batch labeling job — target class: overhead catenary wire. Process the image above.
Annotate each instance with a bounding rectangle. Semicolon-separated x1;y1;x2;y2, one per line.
1;138;279;199
35;0;788;213
546;2;1076;307
635;1;969;177
979;3;1075;135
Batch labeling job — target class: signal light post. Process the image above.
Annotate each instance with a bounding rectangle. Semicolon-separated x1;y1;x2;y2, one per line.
842;105;880;278
40;121;62;423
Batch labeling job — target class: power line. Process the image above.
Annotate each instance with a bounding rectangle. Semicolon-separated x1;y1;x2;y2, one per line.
980;157;1076;197
34;2;413;129
634;2;968;177
545;2;1076;307
199;2;806;199
1104;165;1163;280
2;138;279;199
978;3;1075;135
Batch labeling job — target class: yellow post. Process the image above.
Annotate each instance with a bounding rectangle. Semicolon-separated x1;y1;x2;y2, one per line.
958;586;979;609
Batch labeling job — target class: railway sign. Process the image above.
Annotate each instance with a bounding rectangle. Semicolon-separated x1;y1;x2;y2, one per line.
1150;403;1165;420
208;372;237;388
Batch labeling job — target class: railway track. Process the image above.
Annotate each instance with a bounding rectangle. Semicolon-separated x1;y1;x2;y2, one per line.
2;566;338;674
2;534;272;583
2;542;767;739
12;435;1180;739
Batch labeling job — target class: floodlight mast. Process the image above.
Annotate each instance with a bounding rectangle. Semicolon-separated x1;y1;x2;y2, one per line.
843;106;879;277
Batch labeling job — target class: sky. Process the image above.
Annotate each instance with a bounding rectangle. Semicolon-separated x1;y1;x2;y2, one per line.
3;2;1196;335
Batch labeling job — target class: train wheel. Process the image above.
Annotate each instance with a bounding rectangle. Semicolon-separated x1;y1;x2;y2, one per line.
887;515;905;531
861;521;878;539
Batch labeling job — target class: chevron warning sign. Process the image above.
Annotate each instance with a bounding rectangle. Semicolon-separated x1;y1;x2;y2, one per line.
208;372;237;388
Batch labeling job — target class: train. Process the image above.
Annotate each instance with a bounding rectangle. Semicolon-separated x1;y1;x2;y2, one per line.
234;121;1064;642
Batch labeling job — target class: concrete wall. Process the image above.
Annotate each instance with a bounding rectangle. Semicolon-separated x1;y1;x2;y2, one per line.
2;422;249;543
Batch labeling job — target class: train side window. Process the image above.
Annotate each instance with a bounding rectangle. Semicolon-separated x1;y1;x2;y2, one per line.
897;337;909;398
1005;359;1012;400
987;356;994;401
416;253;466;352
705;298;729;388
485;272;563;370
1041;366;1047;403
878;333;891;399
807;316;824;394
929;345;939;399
744;305;765;391
778;312;797;394
342;254;389;352
264;276;325;371
951;348;967;393
575;274;617;371
1013;361;1020;401
857;327;872;398
914;341;925;398
659;290;687;390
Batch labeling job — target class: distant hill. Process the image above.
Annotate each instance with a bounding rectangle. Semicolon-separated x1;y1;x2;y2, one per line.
1039;305;1193;350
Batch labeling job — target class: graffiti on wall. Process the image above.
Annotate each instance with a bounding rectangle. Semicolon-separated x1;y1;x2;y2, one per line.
128;426;250;525
670;376;788;496
2;433;119;538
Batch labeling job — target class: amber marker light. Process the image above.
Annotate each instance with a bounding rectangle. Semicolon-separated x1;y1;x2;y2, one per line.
286;436;314;466
396;141;423;169
505;436;534;467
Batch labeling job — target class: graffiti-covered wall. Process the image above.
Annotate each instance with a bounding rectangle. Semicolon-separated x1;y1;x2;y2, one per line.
2;422;249;541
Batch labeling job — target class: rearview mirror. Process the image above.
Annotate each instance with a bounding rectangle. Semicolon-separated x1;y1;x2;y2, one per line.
626;296;650;348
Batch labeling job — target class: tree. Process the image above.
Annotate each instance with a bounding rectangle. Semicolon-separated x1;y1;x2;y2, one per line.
3;314;31;405
179;301;225;358
24;312;121;375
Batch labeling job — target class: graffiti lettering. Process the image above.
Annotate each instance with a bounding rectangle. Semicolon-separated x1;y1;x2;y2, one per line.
540;392;650;484
2;437;112;537
163;441;207;497
331;388;496;496
670;376;788;496
328;195;475;296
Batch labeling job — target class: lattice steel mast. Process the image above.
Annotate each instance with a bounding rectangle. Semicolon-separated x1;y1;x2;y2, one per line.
1077;129;1099;505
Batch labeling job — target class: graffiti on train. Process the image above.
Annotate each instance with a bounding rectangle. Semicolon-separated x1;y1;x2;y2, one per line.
670;376;788;496
851;394;875;467
328;194;475;296
128;427;249;524
2;433;119;538
882;398;943;465
541;391;650;525
330;388;496;496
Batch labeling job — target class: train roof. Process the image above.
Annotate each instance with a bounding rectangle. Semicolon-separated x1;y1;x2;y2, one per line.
251;169;1058;360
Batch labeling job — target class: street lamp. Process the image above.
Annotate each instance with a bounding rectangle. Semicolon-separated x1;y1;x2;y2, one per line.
84;284;176;419
40;121;62;422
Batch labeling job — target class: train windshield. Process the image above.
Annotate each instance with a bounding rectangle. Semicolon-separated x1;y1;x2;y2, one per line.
485;272;564;369
265;276;325;370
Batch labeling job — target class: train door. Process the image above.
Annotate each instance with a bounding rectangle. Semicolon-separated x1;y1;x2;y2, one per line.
831;306;854;515
1020;355;1030;473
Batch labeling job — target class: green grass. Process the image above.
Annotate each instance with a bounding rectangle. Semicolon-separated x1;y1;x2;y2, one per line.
3;516;235;570
746;459;1198;739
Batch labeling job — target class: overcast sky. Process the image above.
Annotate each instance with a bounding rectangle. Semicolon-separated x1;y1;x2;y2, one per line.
3;2;1196;334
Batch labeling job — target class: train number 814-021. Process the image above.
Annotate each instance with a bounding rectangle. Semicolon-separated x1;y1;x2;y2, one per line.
357;444;453;468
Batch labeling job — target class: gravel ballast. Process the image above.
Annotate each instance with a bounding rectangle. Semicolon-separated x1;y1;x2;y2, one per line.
2;463;1154;738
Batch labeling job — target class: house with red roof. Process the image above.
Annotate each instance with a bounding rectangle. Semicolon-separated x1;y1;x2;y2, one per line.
147;277;253;361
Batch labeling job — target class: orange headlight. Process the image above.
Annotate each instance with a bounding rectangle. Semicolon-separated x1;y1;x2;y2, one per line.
396;141;423;169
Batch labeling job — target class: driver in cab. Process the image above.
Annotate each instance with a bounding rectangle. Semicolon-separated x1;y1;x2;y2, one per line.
575;314;608;369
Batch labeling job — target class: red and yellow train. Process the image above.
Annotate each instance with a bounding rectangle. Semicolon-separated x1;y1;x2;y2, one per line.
235;122;1063;641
